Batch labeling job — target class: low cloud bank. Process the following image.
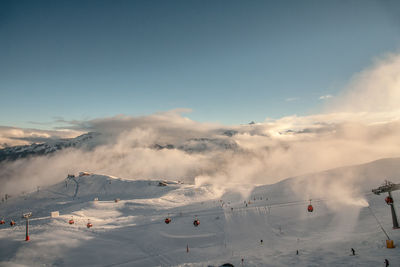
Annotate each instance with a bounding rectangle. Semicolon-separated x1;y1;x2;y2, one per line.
0;126;83;149
2;53;400;206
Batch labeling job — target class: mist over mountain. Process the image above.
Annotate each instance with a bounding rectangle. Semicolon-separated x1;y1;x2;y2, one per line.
0;129;241;164
1;53;400;203
0;132;100;162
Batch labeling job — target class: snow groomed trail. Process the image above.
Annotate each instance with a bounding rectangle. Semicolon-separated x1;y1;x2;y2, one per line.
0;174;399;266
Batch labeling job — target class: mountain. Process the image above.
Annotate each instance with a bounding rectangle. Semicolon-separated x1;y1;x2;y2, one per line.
1;160;400;266
178;138;238;153
0;130;240;163
0;132;100;162
153;138;238;152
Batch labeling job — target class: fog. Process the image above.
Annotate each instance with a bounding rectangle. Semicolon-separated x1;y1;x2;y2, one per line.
1;53;400;208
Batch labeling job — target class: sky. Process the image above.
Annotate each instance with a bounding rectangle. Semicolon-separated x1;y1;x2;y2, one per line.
1;0;400;129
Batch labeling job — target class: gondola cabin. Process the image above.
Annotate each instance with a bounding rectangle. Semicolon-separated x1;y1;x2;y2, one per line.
87;222;93;228
193;219;200;227
0;219;5;224
69;219;74;224
385;196;394;205
165;217;171;224
307;205;314;212
10;220;15;226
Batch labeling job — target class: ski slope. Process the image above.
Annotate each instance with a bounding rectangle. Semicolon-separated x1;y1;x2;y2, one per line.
0;172;400;267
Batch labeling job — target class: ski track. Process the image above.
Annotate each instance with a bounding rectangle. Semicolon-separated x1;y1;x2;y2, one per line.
1;173;400;266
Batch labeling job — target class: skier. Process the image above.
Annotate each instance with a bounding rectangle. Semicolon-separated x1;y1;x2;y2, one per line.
351;248;355;256
260;239;263;245
385;258;389;267
296;250;299;255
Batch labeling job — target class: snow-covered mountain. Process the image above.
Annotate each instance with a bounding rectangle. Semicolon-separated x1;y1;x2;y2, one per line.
0;132;100;162
1;159;400;266
178;138;238;153
153;137;238;152
0;131;240;163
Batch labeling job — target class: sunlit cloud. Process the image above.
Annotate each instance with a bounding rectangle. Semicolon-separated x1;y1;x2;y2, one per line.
328;52;400;114
1;52;400;207
0;126;83;149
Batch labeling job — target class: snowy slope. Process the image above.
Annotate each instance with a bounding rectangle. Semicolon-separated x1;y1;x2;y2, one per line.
1;167;400;266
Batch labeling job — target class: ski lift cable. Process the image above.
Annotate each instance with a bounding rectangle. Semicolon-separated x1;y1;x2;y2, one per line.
367;205;390;240
161;190;378;220
14;195;356;225
4;189;379;227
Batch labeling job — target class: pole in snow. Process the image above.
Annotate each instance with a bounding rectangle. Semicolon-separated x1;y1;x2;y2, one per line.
22;212;32;241
372;180;400;229
388;191;400;229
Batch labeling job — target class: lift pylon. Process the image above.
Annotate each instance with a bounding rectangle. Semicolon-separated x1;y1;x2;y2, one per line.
22;212;32;241
372;180;400;229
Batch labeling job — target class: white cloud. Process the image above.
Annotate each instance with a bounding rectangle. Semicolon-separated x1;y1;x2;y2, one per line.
2;52;400;206
328;52;400;114
285;97;299;102
0;126;83;148
319;94;333;100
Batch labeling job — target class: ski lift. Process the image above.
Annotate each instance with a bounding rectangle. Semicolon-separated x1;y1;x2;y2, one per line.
87;220;92;228
193;216;200;227
165;217;171;224
307;200;314;212
69;217;74;224
385;196;394;205
10;220;15;226
0;219;5;225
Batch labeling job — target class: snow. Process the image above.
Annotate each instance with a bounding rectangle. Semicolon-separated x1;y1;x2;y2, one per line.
0;132;99;162
1;172;400;267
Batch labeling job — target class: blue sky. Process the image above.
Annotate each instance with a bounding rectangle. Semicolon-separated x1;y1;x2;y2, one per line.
1;0;400;128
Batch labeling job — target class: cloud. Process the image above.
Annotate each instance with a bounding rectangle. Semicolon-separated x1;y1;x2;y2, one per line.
285;97;299;102
1;52;400;207
0;126;83;149
319;94;333;100
328;52;400;114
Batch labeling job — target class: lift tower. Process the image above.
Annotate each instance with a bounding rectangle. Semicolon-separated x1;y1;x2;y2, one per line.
22;212;32;241
372;180;400;229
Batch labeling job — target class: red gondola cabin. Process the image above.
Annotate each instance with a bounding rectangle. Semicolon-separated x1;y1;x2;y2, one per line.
307;199;314;212
307;205;314;212
385;196;394;205
165;218;171;224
